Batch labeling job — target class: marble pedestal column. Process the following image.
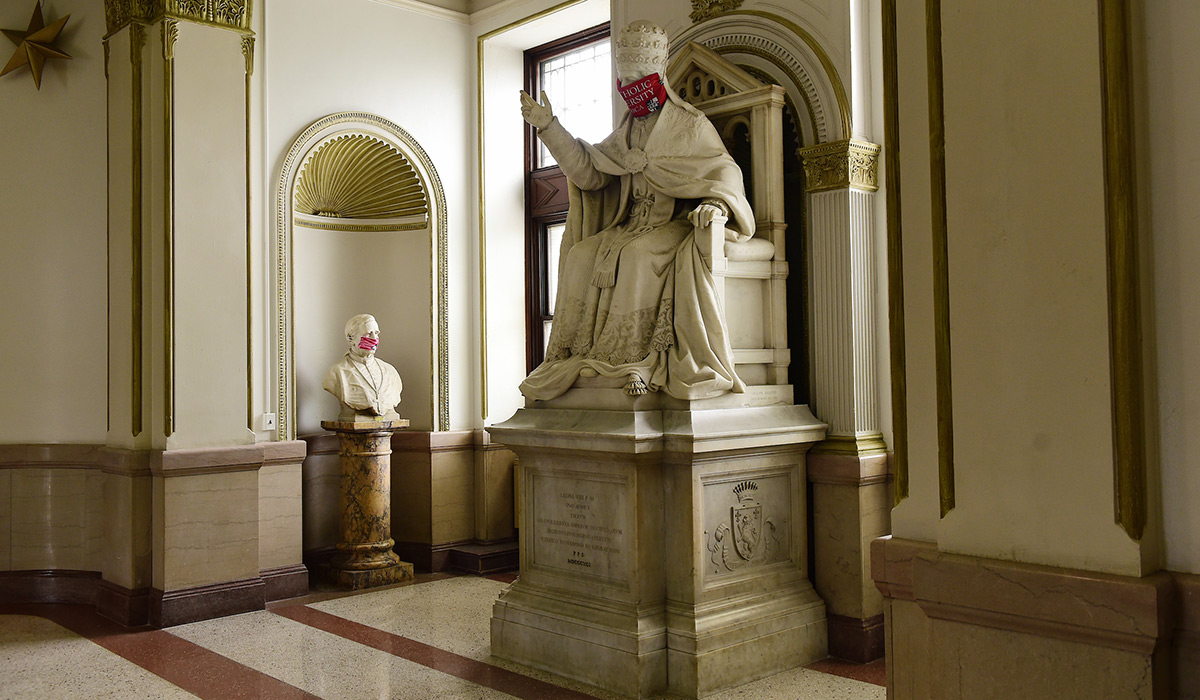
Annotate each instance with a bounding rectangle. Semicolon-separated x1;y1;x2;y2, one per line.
489;386;828;698
320;418;414;589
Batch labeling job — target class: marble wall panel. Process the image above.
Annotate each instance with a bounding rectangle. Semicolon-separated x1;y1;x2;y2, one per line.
0;470;10;570
302;452;341;553
160;471;259;591
101;472;153;590
929;618;1157;699
430;450;474;545
812;479;889;620
259;463;303;572
886;598;932;697
10;469;99;571
390;449;432;547
474;444;515;543
83;471;104;571
812;482;861;617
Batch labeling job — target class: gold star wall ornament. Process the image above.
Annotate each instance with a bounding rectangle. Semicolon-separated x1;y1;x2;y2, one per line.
2;2;72;90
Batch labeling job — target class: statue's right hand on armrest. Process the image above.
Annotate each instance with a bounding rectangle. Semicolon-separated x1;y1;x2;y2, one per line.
519;89;555;130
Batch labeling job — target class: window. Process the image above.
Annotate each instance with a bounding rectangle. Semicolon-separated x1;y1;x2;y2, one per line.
524;23;611;372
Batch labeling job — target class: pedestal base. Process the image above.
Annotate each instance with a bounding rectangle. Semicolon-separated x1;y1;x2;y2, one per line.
489;392;827;699
492;582;667;698
326;561;414;590
320;418;413;592
666;589;827;696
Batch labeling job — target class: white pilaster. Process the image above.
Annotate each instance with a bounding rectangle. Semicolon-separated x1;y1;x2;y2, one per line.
803;139;883;452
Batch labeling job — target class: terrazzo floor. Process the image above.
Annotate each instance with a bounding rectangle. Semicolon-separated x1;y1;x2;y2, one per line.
0;573;885;699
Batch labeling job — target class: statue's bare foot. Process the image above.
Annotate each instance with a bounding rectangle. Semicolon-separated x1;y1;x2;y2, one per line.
623;374;648;396
579;367;598;378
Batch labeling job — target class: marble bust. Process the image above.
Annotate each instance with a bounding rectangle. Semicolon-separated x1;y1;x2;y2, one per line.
322;314;403;421
517;20;753;401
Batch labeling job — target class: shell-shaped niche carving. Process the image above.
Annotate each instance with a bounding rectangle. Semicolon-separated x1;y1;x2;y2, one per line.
294;133;429;231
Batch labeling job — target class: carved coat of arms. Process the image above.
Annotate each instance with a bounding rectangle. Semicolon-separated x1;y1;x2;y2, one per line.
707;481;779;572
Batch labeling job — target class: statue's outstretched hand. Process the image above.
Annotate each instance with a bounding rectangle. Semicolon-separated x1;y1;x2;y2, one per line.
520;89;554;130
689;202;725;229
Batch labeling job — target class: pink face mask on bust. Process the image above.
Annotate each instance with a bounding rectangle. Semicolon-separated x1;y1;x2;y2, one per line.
617;73;667;118
358;336;379;351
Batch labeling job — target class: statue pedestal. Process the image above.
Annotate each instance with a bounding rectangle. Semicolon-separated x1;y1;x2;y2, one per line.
488;387;828;698
320;418;414;590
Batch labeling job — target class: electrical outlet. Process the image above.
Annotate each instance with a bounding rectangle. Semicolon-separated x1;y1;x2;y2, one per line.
261;413;277;432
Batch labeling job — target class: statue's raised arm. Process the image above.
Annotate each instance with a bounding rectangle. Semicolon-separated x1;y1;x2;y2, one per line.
519;20;755;403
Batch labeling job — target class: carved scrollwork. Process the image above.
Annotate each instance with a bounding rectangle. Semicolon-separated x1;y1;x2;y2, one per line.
171;0;206;19
104;0;130;35
706;480;781;573
162;19;178;60
212;0;247;26
690;0;745;24
241;36;254;76
105;0;250;34
798;139;881;193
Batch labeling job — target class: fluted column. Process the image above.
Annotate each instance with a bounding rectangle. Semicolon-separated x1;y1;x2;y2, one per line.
800;138;890;661
802;139;884;454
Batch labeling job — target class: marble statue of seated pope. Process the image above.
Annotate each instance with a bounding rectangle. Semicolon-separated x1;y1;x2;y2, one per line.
518;20;754;401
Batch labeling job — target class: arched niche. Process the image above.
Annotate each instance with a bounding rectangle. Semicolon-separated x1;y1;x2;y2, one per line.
275;112;448;438
672;11;850;148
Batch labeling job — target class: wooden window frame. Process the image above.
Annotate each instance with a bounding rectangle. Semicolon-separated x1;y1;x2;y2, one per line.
523;22;610;373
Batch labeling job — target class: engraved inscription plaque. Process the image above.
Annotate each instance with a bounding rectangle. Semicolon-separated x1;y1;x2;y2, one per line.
531;472;629;583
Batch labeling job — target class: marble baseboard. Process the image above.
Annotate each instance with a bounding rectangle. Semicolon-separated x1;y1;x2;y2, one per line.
827;613;884;663
261;564;309;601
393;539;466;572
447;540;518;574
871;537;1179;699
150;577;266;628
1177;573;1200;700
97;578;151;626
0;569;100;605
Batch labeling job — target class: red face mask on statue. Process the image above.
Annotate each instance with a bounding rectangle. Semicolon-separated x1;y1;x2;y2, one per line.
617;73;667;118
358;336;379;351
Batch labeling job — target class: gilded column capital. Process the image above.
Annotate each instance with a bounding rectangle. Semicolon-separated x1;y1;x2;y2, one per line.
105;0;251;36
798;139;881;193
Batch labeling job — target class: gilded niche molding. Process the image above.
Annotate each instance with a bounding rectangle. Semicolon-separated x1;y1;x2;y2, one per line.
105;0;251;35
276;112;450;437
293;134;429;232
798;139;881;193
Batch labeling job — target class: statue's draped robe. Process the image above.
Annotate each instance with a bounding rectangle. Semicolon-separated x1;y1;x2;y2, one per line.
519;94;755;401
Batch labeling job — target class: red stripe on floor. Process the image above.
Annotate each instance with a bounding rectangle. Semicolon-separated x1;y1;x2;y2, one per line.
0;604;320;700
806;657;887;687
272;604;600;700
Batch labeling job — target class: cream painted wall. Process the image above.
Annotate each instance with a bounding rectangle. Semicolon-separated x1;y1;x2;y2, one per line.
294;230;432;432
935;1;1143;576
0;1;107;444
478;39;527;426
474;0;609;426
1144;0;1200;575
170;22;256;449
260;0;474;431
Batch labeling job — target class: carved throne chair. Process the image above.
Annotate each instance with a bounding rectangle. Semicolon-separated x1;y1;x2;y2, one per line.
667;42;792;398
